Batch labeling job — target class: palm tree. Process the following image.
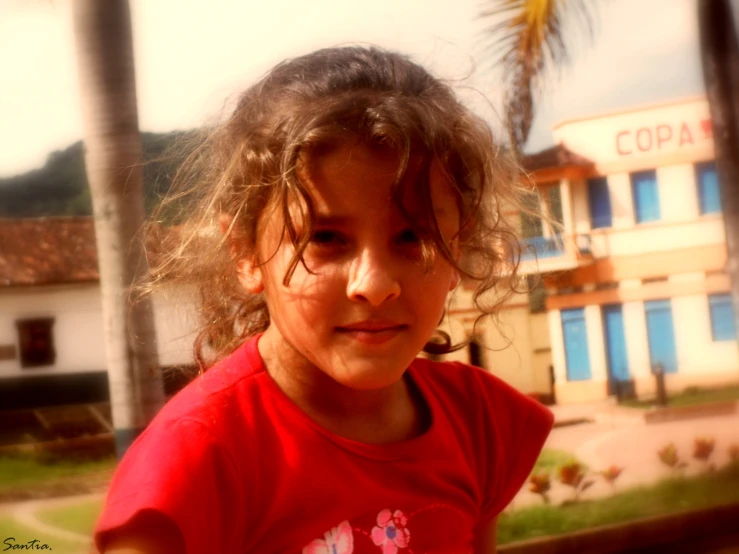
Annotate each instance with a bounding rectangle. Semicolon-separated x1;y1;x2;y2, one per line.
70;0;164;457
479;0;596;156
698;0;739;344
480;0;739;342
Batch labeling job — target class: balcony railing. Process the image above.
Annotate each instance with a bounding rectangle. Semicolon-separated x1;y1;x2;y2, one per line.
521;235;565;261
518;233;593;274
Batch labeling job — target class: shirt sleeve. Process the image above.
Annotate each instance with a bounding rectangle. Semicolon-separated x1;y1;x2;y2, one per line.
94;416;245;554
462;364;555;522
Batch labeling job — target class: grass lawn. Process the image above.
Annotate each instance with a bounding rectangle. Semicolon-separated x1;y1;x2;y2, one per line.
621;384;739;409
0;454;116;491
36;498;103;536
498;463;739;545
0;514;88;554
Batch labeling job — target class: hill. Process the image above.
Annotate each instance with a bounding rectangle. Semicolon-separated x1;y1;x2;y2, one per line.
0;131;194;219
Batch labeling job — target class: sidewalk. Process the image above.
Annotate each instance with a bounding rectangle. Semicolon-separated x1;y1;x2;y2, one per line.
0;492;103;554
548;398;615;426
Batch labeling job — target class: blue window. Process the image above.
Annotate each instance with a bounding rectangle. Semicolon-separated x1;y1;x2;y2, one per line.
696;161;722;214
644;299;677;373
631;170;660;223
561;308;591;381
602;305;629;383
709;293;737;341
588;177;612;228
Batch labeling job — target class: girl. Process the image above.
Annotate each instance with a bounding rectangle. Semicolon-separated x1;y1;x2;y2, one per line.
95;45;554;554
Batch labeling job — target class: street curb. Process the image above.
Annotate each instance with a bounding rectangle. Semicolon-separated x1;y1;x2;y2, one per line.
498;502;739;554
643;400;738;424
552;417;592;428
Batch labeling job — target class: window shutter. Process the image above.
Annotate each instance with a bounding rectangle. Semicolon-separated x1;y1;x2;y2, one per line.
696;161;722;215
588;177;612;228
561;308;592;381
709;293;737;341
631;170;660;223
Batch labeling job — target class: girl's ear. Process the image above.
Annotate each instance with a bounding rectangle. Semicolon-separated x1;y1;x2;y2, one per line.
449;270;461;291
236;258;264;294
219;213;264;294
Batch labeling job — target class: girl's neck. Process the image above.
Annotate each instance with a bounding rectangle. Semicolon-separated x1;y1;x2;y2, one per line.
257;327;430;444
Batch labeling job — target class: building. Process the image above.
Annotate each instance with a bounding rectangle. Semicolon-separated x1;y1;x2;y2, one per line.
456;96;737;404
0;218;196;410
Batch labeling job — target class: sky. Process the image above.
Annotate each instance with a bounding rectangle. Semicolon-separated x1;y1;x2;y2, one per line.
0;0;704;178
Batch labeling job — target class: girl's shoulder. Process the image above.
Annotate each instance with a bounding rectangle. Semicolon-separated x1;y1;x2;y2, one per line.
147;335;269;428
95;337;268;553
412;358;554;520
410;357;554;436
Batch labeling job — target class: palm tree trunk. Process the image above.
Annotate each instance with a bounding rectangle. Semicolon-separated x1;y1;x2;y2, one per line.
71;0;164;456
699;0;739;347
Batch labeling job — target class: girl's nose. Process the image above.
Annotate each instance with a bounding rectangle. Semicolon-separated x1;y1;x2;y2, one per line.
346;248;401;307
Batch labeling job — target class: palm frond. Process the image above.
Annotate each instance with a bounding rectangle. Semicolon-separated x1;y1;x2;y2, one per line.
478;0;598;154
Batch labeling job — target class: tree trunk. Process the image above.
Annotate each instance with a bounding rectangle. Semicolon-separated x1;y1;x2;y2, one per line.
699;0;739;348
70;0;164;457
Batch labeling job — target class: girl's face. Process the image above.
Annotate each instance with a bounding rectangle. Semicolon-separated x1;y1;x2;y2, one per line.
238;139;461;391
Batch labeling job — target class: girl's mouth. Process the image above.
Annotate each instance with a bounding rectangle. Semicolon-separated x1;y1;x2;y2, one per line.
335;324;407;344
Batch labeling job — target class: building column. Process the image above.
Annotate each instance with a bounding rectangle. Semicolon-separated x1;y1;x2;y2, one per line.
571;178;591;235
547;309;567;389
584;304;608;385
560;178;574;235
622;300;652;397
608;173;635;229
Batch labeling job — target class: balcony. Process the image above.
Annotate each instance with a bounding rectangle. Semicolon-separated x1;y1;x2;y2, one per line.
522;236;565;260
519;233;593;275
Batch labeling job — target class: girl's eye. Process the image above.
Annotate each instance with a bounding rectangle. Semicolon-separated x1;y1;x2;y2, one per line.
310;230;343;245
397;228;422;244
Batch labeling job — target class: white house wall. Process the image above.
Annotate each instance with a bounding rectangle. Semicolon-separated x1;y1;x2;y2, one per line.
150;286;199;368
0;284;197;379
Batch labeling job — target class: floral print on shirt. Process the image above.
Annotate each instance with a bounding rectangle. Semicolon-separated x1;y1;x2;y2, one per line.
302;504;472;554
370;509;410;553
303;520;354;554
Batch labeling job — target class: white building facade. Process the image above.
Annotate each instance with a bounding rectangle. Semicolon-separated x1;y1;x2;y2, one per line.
531;97;738;403
0;218;198;409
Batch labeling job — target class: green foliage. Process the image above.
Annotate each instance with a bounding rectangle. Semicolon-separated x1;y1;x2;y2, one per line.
0;454;116;490
36;499;103;536
0;516;85;554
0;130;195;221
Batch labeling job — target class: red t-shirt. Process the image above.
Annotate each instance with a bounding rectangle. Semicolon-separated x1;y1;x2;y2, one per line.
95;334;553;553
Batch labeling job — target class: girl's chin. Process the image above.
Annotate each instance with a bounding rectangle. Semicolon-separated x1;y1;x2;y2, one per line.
328;369;408;392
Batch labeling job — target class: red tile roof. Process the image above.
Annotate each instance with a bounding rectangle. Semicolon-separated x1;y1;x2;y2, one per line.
522;144;593;172
0;217;99;286
0;217;186;287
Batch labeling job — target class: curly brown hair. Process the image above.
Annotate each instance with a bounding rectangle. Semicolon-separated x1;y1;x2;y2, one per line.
148;45;532;372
